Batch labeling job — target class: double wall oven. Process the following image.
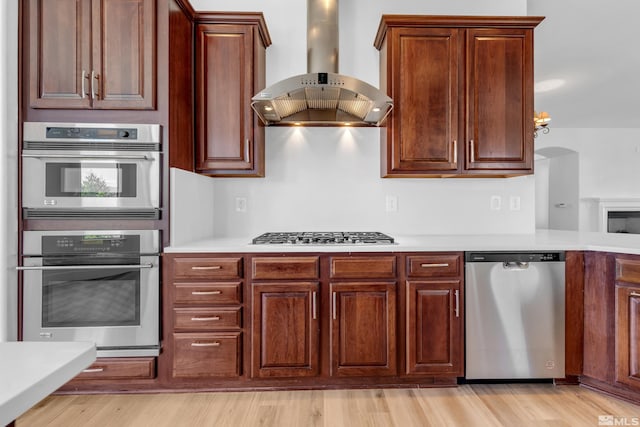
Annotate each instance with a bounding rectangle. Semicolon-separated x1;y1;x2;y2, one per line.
19;122;163;357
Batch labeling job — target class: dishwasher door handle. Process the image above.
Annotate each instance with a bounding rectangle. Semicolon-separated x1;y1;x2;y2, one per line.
502;261;530;270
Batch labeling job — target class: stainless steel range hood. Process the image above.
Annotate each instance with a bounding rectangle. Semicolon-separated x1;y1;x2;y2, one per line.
251;0;393;127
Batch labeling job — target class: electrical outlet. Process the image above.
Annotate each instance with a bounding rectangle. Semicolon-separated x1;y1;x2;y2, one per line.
490;195;502;211
235;197;247;212
509;196;521;211
385;195;398;212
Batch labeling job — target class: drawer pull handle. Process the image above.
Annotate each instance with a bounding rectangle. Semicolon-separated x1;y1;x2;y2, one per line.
630;292;640;297
191;342;220;347
82;368;105;373
192;290;222;295
191;266;222;270
421;263;449;268
191;316;220;321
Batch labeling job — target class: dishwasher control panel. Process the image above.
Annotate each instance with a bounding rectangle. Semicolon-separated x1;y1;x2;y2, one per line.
465;251;565;263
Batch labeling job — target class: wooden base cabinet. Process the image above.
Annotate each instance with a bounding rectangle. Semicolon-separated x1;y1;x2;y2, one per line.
330;282;397;377
615;258;640;390
582;252;640;403
375;16;543;178
164;252;467;390
406;281;462;375
164;254;244;381
404;253;464;376
251;282;320;378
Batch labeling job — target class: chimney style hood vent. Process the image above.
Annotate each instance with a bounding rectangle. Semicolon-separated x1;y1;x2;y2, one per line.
251;0;393;127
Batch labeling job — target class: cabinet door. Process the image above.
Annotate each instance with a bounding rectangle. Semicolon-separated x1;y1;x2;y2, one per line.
91;0;156;109
330;282;397;376
616;285;640;389
196;24;263;176
465;28;534;173
382;28;461;176
251;282;319;378
406;280;463;375
28;0;92;108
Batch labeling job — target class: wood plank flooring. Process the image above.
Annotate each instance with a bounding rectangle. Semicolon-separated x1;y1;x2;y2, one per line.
17;384;640;427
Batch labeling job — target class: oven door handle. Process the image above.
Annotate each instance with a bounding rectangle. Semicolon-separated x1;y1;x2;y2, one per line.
17;263;155;271
21;153;155;161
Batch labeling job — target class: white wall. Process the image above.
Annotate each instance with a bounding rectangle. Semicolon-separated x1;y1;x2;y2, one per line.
191;0;536;237
0;0;19;341
535;128;640;231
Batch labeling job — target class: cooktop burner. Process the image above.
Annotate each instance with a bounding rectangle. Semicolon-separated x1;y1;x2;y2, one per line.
252;232;395;245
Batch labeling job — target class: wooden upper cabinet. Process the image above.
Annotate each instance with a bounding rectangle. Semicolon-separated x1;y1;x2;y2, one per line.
375;15;543;177
465;28;533;172
28;0;156;110
195;16;270;177
385;27;461;174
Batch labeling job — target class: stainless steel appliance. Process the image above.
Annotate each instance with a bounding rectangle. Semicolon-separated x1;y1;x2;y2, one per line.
252;231;395;244
22;122;161;219
19;230;160;357
465;251;565;380
251;0;393;126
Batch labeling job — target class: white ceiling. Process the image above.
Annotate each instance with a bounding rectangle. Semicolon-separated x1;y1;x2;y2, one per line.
528;0;640;129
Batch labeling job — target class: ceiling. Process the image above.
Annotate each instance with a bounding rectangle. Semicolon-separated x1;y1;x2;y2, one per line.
528;0;640;129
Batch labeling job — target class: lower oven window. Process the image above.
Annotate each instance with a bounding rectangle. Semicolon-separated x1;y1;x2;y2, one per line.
43;270;141;327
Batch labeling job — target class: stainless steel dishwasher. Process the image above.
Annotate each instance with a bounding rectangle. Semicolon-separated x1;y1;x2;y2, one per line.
465;251;565;380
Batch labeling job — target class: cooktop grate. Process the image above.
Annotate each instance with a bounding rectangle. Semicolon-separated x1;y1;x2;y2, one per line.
252;231;394;245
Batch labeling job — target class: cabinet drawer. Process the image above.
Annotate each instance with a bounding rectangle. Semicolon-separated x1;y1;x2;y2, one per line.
407;254;461;278
173;332;241;378
330;256;397;279
174;307;242;331
174;282;241;305
72;357;155;381
252;256;320;280
616;258;640;284
173;257;242;280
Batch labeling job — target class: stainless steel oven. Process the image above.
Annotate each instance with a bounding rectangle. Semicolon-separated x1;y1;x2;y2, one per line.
22;122;161;219
19;230;160;357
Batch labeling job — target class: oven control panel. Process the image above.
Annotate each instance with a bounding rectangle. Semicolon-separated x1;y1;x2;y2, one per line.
42;235;138;254
45;127;138;140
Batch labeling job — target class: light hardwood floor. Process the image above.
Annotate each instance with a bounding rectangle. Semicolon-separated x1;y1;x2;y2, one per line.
17;384;640;427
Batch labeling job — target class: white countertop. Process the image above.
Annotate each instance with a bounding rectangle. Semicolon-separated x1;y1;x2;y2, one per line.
163;229;640;255
0;341;96;425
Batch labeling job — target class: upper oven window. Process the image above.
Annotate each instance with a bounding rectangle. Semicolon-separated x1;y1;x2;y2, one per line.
45;162;137;198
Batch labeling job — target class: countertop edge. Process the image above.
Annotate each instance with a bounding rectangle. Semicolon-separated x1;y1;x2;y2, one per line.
162;230;640;256
1;342;97;426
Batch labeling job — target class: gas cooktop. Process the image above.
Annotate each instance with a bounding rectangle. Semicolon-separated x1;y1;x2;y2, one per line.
252;232;395;245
